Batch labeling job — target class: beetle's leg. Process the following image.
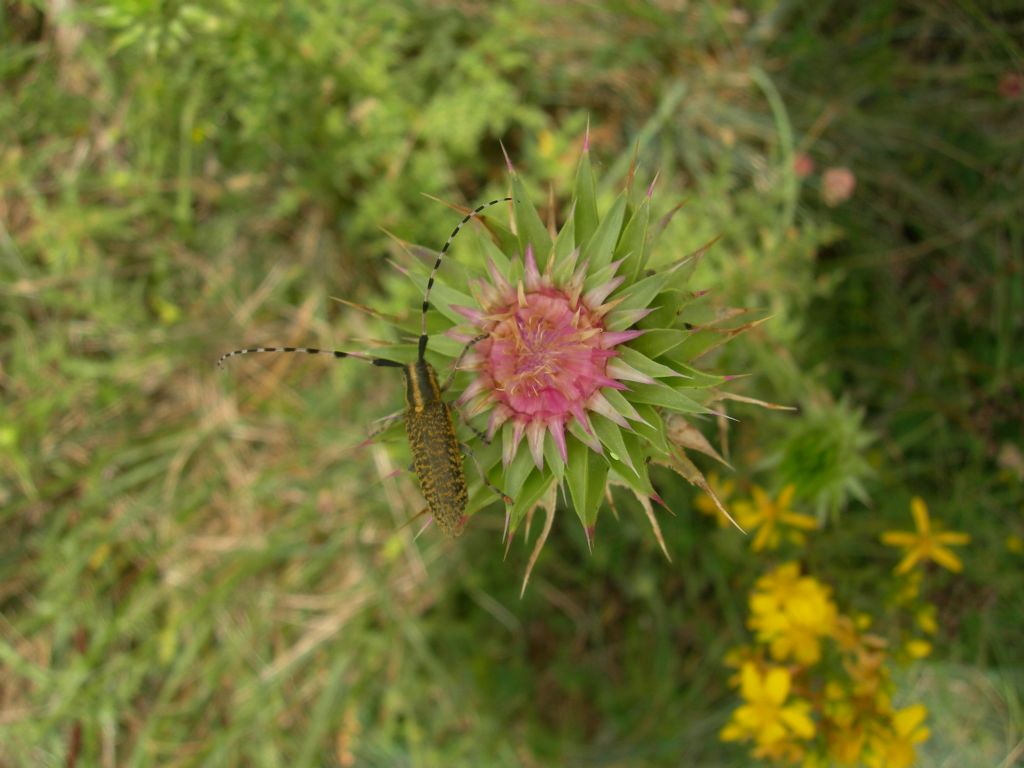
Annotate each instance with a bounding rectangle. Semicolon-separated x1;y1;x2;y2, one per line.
441;333;489;392
456;407;490;445
397;506;431;533
360;408;405;446
373;461;418;484
414;516;434;540
461;441;513;505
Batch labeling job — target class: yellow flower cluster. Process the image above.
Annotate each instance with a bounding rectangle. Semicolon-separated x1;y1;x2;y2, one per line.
716;496;968;764
819;615;931;768
721;563;933;767
748;563;838;665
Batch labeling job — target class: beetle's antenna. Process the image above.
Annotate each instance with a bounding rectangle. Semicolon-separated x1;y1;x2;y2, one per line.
418;197;512;361
216;346;403;369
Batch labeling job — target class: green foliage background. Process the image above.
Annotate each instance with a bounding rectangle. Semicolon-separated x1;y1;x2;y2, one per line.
1;1;1021;765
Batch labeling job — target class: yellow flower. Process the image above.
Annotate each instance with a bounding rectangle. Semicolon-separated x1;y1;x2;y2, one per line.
695;471;735;527
881;497;970;574
720;663;816;750
892;569;922;604
823;681;856;728
723;644;761;687
748;563;839;665
866;704;930;768
1007;533;1023;555
732;485;818;551
826;724;867;765
537;129;556;159
915;605;937;635
904;638;932;659
821;670;901;767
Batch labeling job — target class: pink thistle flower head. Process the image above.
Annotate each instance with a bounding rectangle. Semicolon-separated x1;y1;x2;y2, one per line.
454;244;635;470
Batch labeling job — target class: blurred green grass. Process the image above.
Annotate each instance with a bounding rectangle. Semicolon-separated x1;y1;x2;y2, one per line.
1;1;1021;765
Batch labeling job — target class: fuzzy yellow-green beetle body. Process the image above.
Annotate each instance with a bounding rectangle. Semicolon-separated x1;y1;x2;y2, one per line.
402;360;467;536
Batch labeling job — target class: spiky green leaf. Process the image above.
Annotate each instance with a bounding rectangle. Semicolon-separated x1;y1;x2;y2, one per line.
629;329;689;359
551;208;577;282
502;426;539;500
581;193;626;272
510;172;552;269
573;149;599;247
605;266;679;319
608;433;656;499
676;298;719;326
630;404;669;454
617;346;689;380
591;414;638;477
508;470;557;535
638;287;708;329
627;382;706;414
615;194;651;282
598;387;648;425
543;436;567;481
566;434;607;533
669;364;727;389
475;229;514;278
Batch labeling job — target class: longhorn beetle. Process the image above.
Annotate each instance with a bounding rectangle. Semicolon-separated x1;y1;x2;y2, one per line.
218;198;513;537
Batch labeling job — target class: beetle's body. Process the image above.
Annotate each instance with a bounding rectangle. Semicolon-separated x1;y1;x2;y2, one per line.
402;360;467;537
218;197;511;537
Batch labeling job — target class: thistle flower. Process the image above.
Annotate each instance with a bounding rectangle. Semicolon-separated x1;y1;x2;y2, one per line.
453;242;638;471
382;135;763;566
